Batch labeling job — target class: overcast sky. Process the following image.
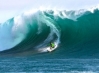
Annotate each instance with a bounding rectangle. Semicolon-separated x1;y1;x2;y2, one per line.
0;0;99;23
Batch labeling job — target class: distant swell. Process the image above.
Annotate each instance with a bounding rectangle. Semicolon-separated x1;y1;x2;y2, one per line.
0;8;99;58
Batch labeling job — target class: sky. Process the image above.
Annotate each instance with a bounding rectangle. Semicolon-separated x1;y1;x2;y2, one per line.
0;0;99;23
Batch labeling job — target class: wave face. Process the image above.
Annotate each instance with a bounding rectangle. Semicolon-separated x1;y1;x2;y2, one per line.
0;9;99;58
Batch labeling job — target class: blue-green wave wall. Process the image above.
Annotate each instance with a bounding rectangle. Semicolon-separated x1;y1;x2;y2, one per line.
0;9;99;58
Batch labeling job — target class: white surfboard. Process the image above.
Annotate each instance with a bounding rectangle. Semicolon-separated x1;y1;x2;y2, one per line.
47;47;55;52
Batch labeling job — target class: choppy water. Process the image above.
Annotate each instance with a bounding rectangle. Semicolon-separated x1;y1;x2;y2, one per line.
0;57;99;72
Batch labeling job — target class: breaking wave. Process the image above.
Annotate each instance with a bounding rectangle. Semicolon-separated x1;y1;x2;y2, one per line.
0;7;99;58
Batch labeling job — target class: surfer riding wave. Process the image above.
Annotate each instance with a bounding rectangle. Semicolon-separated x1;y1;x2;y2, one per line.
50;42;55;50
46;42;56;52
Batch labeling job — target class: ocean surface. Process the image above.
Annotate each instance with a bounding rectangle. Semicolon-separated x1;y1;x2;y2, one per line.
0;8;99;72
0;57;99;73
1;57;99;72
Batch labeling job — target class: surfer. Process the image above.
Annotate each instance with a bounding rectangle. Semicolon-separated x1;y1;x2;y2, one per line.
50;42;55;50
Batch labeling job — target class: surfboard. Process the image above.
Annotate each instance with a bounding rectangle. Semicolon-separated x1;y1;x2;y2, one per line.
47;45;57;52
38;43;57;52
47;47;53;52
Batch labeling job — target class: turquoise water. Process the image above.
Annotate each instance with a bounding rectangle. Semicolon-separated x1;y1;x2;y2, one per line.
0;9;99;58
0;9;99;72
0;57;99;72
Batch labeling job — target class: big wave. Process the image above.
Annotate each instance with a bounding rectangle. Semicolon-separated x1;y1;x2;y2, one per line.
0;7;99;58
